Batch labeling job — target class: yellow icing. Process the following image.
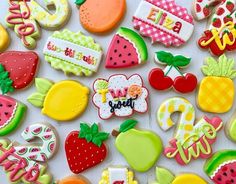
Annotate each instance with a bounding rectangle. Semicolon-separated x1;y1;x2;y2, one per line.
172;174;207;184
0;24;10;52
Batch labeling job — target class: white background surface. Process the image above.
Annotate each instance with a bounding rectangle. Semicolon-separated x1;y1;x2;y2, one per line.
0;0;235;183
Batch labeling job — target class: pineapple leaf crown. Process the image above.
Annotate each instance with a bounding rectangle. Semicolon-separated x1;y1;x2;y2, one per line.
202;55;236;79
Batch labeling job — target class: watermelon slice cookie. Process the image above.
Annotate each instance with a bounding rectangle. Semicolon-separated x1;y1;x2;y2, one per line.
105;27;148;69
204;150;236;184
0;95;27;136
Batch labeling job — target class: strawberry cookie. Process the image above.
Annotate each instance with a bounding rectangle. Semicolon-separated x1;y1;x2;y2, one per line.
149;51;197;93
133;0;194;46
65;123;109;174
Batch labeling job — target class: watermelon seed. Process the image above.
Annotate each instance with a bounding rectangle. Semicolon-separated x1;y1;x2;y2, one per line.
117;40;120;44
123;60;126;63
110;57;113;60
132;61;135;64
218;177;222;181
5;112;8;115
114;49;117;53
231;179;234;182
0;104;2;107
231;169;234;173
119;54;122;57
8;105;12;107
223;172;228;176
114;62;117;65
128;53;131;56
124;45;127;49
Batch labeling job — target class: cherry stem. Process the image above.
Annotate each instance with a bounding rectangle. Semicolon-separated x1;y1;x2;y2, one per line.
164;66;183;76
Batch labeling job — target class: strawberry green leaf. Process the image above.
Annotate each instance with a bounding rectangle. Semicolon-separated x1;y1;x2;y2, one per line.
119;119;138;133
92;132;109;147
172;55;191;67
0;64;14;94
156;51;174;65
91;123;99;134
85;133;93;142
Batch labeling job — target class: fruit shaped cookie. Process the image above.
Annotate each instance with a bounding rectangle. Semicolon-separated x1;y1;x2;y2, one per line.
6;0;70;49
204;150;236;184
133;0;194;47
99;166;138;184
225;111;236;143
65;123;109;174
151;167;207;184
105;27;148;69
197;55;236;113
193;0;236;55
56;175;90;184
43;29;103;76
0;51;39;94
0;123;58;184
0;23;10;52
112;119;163;172
149;51;197;93
76;0;126;33
28;78;89;121
157;97;223;165
93;74;148;120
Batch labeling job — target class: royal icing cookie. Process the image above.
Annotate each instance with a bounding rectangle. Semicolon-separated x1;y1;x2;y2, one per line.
65;123;109;174
99;167;138;184
93;74;148;120
0;123;58;184
204;150;236;184
0;51;39;94
0;95;27;136
76;0;126;33
112;119;163;172
57;175;90;184
149;51;197;93
28;78;89;121
197;55;236;113
194;0;236;55
6;0;70;49
152;167;207;184
43;29;103;76
0;23;10;52
157;97;223;165
133;0;194;46
105;27;148;69
226;112;236;142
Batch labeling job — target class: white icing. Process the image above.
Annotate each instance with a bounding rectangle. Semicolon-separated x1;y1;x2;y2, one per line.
109;168;128;184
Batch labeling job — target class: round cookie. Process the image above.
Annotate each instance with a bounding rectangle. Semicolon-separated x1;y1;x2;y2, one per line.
0;24;10;52
77;0;126;33
57;175;90;184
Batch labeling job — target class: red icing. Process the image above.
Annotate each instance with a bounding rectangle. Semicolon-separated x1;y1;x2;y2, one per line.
173;73;198;93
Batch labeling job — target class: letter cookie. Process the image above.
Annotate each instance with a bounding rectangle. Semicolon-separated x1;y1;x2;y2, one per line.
149;51;197;93
65;123;109;174
197;55;236;113
28;78;89;121
0;23;10;52
157;97;223;165
133;0;194;46
6;0;70;49
0;123;58;184
93;74;148;120
43;29;103;76
112;119;163;172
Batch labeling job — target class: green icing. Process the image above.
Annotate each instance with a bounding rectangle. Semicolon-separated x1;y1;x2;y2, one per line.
202;55;236;79
151;167;175;184
27;93;46;108
75;0;86;5
118;27;148;63
119;119;138;133
95;80;108;90
0;64;14;94
229;119;236;142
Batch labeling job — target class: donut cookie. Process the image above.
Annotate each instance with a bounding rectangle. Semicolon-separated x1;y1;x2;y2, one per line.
133;0;194;46
99;167;138;184
56;175;90;184
28;78;89;121
0;23;10;52
204;150;236;184
6;0;70;49
197;55;236;113
152;167;207;184
76;0;126;33
0;51;39;94
105;27;148;69
149;51;197;93
0;95;27;136
0;123;58;184
112;119;163;172
157;97;223;165
65;123;109;174
43;29;103;76
93;74;148;120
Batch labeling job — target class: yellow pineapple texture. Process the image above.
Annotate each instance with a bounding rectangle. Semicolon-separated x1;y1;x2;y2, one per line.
198;55;236;113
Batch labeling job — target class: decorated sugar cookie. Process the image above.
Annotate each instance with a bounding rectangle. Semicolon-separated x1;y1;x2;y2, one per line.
193;0;236;55
198;55;236;113
152;167;207;184
57;175;90;184
226;111;236;143
43;29;103;76
149;51;197;93
105;27;148;69
93;74;148;120
0;23;10;52
76;0;126;33
65;123;109;174
0;51;39;94
133;0;194;46
157;97;223;165
204;150;236;184
99;167;138;184
112;119;163;172
28;78;89;121
0;95;27;136
6;0;70;49
0;123;58;184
